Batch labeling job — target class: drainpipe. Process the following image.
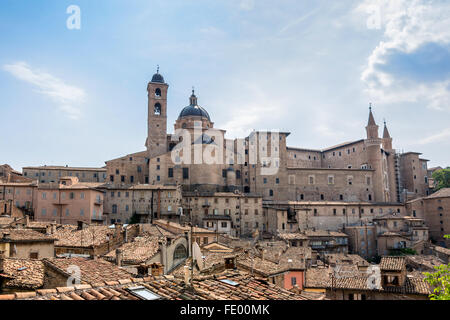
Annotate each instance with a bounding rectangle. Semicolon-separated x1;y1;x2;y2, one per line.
157;188;161;220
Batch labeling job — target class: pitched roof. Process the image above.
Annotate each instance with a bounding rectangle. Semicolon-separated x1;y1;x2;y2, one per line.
0;229;55;242
43;257;133;285
379;256;406;271
327;275;431;295
426;188;450;199
191;270;308;300
325;254;369;267
104;234;160;264
52;225;116;248
2;258;45;290
305;267;332;289
3;270;312;300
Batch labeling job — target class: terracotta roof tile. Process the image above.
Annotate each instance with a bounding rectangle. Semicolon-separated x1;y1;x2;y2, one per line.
52;225;117;248
380;256;406;271
104;233;160;264
44;257;132;285
2;258;44;290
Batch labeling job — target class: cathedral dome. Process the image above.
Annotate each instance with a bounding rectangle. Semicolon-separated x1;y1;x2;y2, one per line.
178;90;211;121
178;105;211;121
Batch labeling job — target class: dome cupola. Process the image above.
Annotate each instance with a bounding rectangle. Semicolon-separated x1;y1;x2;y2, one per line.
178;89;211;121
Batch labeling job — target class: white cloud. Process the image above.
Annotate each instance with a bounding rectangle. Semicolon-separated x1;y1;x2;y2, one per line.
3;61;86;119
239;0;255;11
417;127;450;145
279;7;321;34
218;82;286;138
355;0;450;111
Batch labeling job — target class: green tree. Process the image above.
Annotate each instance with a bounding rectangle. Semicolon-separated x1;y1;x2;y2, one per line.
424;235;450;300
432;168;450;191
128;212;140;224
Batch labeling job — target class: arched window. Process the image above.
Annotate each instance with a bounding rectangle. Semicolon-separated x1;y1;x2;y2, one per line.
155;88;161;97
173;244;187;261
154;103;161;115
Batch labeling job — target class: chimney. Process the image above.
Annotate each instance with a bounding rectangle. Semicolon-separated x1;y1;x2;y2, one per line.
260;248;265;261
114;223;122;239
184;265;191;286
51;223;57;234
0;252;5;273
116;249;123;267
25;215;30;226
2;232;11;241
159;239;167;274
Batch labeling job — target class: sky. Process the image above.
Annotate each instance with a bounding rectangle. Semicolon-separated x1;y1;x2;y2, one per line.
0;0;449;171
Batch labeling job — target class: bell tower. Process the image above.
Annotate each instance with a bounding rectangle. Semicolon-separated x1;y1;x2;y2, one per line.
364;105;385;202
147;67;168;159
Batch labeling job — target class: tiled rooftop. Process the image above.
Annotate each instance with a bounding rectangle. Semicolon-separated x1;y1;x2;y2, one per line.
2;270;311;300
305;267;332;289
104;234;160;264
425;188;450;199
327;275;431;296
0;229;55;242
325;254;369;267
43;257;133;285
52;225;116;248
379;256;406;271
2;258;45;290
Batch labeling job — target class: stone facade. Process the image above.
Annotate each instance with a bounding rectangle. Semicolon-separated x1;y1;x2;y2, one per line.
22;166;106;184
102;184;182;224
34;177;105;225
406;188;450;247
182;192;263;237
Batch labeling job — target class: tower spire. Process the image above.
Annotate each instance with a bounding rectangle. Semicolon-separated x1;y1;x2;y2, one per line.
383;119;391;138
368;103;376;126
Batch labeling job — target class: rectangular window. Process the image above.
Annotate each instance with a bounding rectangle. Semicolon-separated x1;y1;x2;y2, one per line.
130;176;134;183
183;168;189;179
168;168;174;178
80;209;84;216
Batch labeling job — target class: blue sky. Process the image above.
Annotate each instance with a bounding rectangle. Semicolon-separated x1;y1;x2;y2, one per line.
0;0;449;170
